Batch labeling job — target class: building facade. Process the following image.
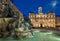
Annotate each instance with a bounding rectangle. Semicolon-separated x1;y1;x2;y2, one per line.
29;7;56;28
56;17;60;27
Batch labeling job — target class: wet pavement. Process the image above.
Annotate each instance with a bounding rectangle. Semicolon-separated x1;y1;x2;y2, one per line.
0;30;60;41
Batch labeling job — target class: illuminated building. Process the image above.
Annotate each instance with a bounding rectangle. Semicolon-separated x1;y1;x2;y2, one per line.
56;17;60;27
29;7;56;28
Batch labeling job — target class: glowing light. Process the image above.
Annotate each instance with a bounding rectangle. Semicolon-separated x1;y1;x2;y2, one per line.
52;1;57;7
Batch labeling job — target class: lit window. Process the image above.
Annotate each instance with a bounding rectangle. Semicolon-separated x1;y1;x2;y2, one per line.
51;20;53;21
43;20;44;21
31;16;32;17
49;24;50;27
31;19;34;21
43;25;45;27
36;24;37;26
39;24;41;27
39;15;40;17
49;20;51;22
48;16;51;18
51;15;53;18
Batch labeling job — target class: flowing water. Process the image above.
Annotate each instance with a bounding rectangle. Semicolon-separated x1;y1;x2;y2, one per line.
0;30;60;41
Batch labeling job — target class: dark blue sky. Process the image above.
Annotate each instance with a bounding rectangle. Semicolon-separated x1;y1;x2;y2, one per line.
12;0;60;17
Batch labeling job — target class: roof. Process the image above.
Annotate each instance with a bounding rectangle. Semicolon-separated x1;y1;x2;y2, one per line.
29;11;35;13
47;11;54;14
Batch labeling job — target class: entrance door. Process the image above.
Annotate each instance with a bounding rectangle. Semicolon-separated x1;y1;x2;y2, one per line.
40;24;43;28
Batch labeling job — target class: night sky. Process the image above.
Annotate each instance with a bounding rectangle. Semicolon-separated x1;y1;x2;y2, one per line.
11;0;60;18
